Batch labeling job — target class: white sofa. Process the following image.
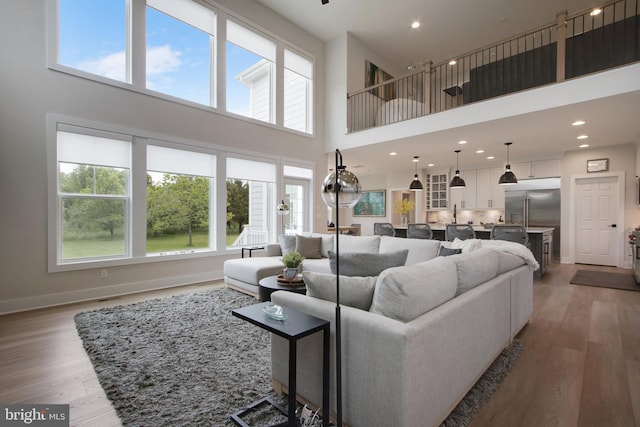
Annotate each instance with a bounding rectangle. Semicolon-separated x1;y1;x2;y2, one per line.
223;234;442;296
269;245;535;427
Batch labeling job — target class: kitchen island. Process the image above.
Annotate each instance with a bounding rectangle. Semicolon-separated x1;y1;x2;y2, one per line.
394;224;553;280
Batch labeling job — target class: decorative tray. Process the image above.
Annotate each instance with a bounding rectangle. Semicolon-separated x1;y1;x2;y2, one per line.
276;274;304;284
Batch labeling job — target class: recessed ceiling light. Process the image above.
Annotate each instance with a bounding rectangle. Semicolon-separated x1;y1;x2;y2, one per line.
427;163;434;167
590;8;602;16
449;60;457;66
572;120;586;126
579;144;590;148
411;21;420;29
476;149;485;154
486;156;495;160
412;157;419;162
458;140;467;145
577;135;589;140
389;152;397;156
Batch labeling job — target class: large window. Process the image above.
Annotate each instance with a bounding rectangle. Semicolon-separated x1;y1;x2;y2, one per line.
50;120;312;270
57;128;131;262
58;0;128;82
53;0;314;133
146;0;216;106
226;157;276;247
226;20;275;123
284;49;313;133
146;145;216;254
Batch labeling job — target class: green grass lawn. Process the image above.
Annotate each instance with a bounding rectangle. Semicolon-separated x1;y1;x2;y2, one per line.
62;230;242;258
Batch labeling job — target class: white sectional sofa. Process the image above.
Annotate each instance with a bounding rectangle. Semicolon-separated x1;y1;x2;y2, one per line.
266;238;536;427
223;234;442;296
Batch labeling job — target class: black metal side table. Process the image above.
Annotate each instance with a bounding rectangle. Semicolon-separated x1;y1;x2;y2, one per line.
242;246;264;258
231;302;330;427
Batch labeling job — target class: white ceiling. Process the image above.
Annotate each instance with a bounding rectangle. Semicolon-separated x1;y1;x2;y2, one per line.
255;0;640;173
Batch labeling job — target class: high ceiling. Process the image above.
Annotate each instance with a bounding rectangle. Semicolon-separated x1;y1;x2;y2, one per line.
255;0;640;173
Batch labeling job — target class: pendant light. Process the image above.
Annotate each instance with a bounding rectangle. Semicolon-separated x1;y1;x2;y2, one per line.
498;142;518;185
449;150;466;188
409;156;424;191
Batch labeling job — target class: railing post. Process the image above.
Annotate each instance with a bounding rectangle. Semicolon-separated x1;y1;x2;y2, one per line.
425;60;433;115
556;10;567;82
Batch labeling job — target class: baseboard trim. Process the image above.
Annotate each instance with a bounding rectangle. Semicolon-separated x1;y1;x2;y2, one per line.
0;270;224;314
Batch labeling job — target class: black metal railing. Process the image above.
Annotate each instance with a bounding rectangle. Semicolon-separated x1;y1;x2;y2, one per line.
346;0;639;133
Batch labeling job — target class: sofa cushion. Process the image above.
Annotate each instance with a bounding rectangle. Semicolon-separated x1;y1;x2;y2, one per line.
301;258;331;274
295;235;322;259
328;250;408;277
438;246;462;257
303;271;376;310
335;234;380;254
223;257;284;286
378;236;441;264
280;234;296;255
369;257;457;322
452;248;499;295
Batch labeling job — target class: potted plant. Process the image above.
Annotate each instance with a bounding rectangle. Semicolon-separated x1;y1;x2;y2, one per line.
282;251;304;279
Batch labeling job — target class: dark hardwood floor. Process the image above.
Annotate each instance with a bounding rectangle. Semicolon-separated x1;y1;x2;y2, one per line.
1;262;638;426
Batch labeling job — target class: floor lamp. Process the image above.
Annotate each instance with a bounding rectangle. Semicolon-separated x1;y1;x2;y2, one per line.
276;199;289;235
321;149;361;427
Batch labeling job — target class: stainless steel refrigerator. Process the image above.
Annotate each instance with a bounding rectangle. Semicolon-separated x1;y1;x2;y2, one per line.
505;178;561;260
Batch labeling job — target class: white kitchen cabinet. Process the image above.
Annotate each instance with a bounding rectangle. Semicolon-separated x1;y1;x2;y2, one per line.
510;159;561;179
428;173;449;209
476;167;505;209
450;170;476;209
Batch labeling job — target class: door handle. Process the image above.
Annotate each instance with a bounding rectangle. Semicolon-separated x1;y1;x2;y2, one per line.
611;224;617;228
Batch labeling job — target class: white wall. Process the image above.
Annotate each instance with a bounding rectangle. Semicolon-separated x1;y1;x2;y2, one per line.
0;0;326;313
561;143;640;268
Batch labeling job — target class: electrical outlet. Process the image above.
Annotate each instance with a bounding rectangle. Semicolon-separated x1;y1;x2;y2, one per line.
100;268;108;279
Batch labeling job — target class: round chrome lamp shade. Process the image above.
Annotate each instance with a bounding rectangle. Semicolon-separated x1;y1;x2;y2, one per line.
321;169;362;208
276;200;289;215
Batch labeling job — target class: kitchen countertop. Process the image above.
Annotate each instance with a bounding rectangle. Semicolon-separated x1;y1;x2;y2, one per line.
394;224;554;233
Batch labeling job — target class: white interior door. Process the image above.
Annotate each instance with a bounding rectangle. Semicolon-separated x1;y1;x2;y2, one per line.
574;176;619;266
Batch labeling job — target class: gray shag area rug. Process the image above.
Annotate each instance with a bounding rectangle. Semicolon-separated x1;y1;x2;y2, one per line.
75;287;522;426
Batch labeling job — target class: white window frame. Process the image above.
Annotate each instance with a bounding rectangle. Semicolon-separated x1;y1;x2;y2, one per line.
47;115;226;272
47;0;316;137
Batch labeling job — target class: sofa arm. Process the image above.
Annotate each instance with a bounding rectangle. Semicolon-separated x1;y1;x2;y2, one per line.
264;243;282;257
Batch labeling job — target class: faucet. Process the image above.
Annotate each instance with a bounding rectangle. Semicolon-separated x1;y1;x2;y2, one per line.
453;204;457;224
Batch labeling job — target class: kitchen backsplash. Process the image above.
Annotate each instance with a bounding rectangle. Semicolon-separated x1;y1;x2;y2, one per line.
427;209;505;225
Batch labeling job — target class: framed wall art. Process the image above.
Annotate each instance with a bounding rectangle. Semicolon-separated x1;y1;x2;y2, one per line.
353;190;386;216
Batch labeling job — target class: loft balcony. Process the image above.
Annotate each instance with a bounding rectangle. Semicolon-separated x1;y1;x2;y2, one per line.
346;0;640;134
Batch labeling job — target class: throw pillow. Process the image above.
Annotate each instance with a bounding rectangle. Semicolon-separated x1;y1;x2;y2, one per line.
451;237;482;252
295;235;323;259
308;233;334;258
328;250;408;277
369;257;458;322
303;271;377;310
438;246;462;257
279;234;296;255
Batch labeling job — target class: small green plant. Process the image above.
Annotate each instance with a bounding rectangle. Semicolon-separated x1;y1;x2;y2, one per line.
282;251;304;268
